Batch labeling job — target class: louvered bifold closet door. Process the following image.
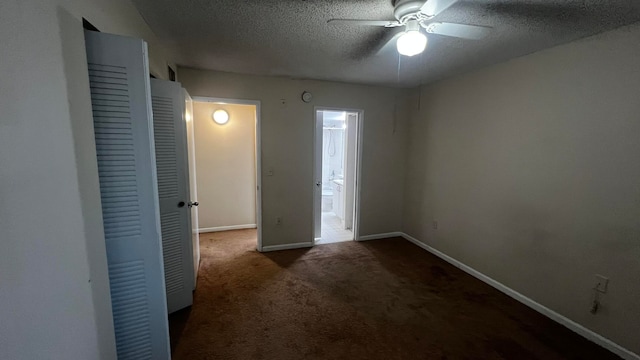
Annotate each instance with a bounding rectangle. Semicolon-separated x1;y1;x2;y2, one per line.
85;31;170;360
150;79;194;314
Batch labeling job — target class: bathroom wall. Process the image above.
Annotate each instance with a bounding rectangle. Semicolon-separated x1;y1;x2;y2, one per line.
193;102;257;231
322;128;344;187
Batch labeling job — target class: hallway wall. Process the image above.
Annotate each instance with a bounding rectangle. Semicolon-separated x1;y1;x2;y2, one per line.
179;68;411;248
193;102;257;230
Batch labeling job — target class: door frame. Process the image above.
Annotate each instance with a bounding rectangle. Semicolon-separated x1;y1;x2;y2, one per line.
191;96;263;252
312;106;364;244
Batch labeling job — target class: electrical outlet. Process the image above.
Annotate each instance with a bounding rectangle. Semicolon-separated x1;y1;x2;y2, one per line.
432;220;438;230
276;217;282;225
594;274;609;293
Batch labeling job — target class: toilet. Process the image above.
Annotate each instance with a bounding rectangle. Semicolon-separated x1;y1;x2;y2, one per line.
322;187;333;211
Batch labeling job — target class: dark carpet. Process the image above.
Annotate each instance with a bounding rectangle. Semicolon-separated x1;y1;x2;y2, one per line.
169;229;619;359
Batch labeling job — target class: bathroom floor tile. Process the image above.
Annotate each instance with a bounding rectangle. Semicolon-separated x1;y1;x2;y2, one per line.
318;212;353;244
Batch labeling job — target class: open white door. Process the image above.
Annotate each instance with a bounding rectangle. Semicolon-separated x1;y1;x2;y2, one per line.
343;113;358;231
183;89;200;290
184;90;200;288
85;31;170;359
150;79;195;313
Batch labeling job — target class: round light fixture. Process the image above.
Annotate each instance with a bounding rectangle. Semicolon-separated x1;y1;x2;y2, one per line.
396;20;427;57
212;109;229;125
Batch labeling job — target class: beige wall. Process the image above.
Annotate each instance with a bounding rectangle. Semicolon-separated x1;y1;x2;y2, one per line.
66;0;175;79
403;23;640;355
179;69;410;248
0;0;175;358
5;0;635;357
193;102;257;229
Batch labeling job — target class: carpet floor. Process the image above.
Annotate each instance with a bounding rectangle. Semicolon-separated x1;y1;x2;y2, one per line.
169;229;619;360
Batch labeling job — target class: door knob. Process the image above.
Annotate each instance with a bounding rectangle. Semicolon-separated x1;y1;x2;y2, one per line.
188;201;199;208
178;201;186;208
316;181;321;187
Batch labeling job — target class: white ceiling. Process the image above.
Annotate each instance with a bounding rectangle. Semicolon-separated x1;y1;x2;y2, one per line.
131;0;640;87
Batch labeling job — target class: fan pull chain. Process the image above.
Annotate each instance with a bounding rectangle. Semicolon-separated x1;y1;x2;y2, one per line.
397;51;402;84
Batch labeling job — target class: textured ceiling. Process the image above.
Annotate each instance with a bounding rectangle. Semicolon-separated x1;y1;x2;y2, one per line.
131;0;640;87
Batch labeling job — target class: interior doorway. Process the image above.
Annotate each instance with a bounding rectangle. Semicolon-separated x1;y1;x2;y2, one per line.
314;109;362;245
190;97;262;251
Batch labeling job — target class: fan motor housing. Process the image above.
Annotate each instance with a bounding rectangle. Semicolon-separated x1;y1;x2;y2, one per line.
393;0;426;20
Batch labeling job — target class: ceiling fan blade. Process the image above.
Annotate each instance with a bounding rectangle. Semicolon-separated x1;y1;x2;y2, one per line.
423;22;491;40
420;0;459;18
349;27;402;60
376;31;404;56
328;19;402;27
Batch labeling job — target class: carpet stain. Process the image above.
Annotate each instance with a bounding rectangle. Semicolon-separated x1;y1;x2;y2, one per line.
430;265;454;280
169;230;621;360
463;291;489;305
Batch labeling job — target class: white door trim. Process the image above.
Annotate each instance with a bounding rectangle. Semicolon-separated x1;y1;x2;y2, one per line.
191;96;263;252
312;107;364;244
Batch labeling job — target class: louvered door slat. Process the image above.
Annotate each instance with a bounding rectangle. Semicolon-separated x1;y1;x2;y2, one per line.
85;30;170;360
150;79;194;314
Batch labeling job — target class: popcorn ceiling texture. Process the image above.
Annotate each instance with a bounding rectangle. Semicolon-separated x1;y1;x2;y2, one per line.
131;0;640;87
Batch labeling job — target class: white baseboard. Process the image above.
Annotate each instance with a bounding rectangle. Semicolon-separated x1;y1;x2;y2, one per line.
400;232;639;360
198;224;256;233
357;232;403;241
260;242;313;253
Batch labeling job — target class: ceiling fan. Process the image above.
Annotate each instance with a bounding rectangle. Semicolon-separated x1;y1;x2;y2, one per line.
328;0;492;57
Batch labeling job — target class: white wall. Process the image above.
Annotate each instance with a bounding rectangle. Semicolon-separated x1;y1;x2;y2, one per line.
403;23;640;355
322;129;345;186
179;69;410;247
193;102;257;230
0;0;175;359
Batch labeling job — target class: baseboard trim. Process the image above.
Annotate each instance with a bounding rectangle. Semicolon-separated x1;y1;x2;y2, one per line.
260;242;314;253
357;232;403;241
198;224;256;233
400;232;639;360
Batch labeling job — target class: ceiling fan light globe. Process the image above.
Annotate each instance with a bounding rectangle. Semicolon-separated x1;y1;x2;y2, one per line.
396;30;427;56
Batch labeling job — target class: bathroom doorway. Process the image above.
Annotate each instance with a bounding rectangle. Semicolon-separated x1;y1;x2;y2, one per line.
313;108;362;244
